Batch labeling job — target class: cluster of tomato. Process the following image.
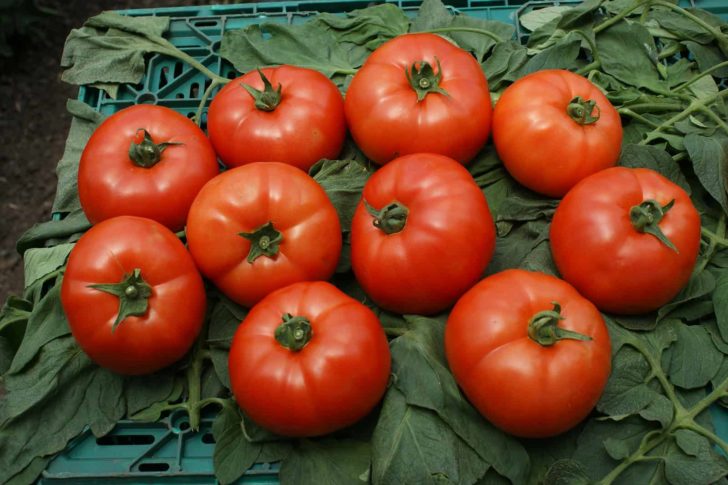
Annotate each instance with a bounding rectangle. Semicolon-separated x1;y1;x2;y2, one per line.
59;32;701;439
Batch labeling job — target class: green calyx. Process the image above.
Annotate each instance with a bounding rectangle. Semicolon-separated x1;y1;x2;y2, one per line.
239;221;283;263
128;129;182;168
527;302;592;347
275;313;313;352
630;199;679;253
88;268;153;331
567;96;601;125
365;200;409;235
404;58;450;102
242;68;282;111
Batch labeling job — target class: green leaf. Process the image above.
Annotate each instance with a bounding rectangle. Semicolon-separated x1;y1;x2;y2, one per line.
316;4;409;68
515;35;581;77
664;431;728;484
603;438;631;460
389;316;529;483
684;134;728;215
684;41;728;78
557;0;603;29
17;208;91;255
61;12;170;86
207;297;246;389
281;438;370;485
52;99;106;214
125;369;179;416
371;387;488;485
0;296;32;354
22;243;74;290
596;21;662;92
411;0;452;32
668;323;722;389
618;144;691;194
220;21;356;81
8;280;70;375
481;40;528;91
487;219;550;275
5;456;51;485
543;459;591;485
447;16;515;63
658;270;716;323
714;271;728;343
213;403;262;485
650;8;715;44
310;159;373;232
519;6;572;33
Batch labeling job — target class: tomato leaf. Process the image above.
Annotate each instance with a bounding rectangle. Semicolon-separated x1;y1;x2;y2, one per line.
52;99;106;214
220;21;356;82
212;403;262;485
388;316;530;483
618;144;691;194
0;295;32;357
410;0;452;32
487;219;550;275
22;243;73;291
310;159;373;232
125;368;179;417
684;134;728;215
481;40;528;91
714;271;728;343
596;21;662;92
16;208;90;255
281;438;370;485
684;41;728;78
515;35;581;77
649;8;716;44
371;387;489;485
207;297;247;389
657;270;716;323
520;6;573;33
667;323;722;390
542;459;591;485
557;0;603;29
61;12;170;87
447;15;515;63
664;431;728;484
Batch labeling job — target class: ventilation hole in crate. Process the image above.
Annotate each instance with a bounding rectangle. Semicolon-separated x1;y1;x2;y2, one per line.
159;67;169;88
137;93;158;104
138;462;171;472
204;78;211;90
226;71;237;80
193;19;219;27
190;83;200;98
176;93;185;99
97;434;155;446
174;62;183;78
186;112;195;119
202;433;215;444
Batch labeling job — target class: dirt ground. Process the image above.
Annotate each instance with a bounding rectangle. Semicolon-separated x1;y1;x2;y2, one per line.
0;0;206;303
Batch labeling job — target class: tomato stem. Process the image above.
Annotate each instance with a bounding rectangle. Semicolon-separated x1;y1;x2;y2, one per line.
239;221;283;263
567;96;601;125
275;313;313;351
404;58;450;102
629;199;679;253
128;129;182;168
87;268;152;331
527;302;591;347
241;68;282;112
364;200;409;235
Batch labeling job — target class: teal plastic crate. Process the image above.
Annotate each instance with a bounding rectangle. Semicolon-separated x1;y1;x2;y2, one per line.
44;0;728;482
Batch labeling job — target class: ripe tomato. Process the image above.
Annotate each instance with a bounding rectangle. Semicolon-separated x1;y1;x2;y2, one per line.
228;281;391;437
550;167;701;314
61;216;206;375
350;153;495;314
492;69;622;198
186;162;341;307
344;33;492;165
78;104;219;231
445;269;611;438
207;65;346;171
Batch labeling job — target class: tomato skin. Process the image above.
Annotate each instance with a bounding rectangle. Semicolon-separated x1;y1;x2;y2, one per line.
186;162;342;307
350;153;495;314
492;69;622;198
61;216;206;375
344;33;492;165
207;65;346;171
550;167;701;314
228;281;391;437
78;104;219;232
445;269;611;438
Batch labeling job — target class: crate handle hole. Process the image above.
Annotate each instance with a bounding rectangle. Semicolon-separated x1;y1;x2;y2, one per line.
137;93;158;105
96;434;155;446
193;19;219;27
202;433;215;444
138;462;171;472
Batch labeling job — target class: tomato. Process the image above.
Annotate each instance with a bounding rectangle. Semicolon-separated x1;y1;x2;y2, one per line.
344;33;492;165
228;281;390;437
550;167;701;314
61;216;206;375
492;69;622;198
78;104;219;231
445;269;611;438
207;65;346;171
350;153;495;314
186;162;341;307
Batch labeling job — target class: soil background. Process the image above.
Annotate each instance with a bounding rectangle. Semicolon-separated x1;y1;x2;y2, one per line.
0;0;214;303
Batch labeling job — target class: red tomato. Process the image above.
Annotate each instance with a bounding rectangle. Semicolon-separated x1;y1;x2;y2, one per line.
350;153;495;314
550;167;701;314
78;104;219;231
493;69;622;198
228;281;391;437
445;269;611;438
207;65;346;171
186;162;341;307
61;216;206;375
344;33;492;165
